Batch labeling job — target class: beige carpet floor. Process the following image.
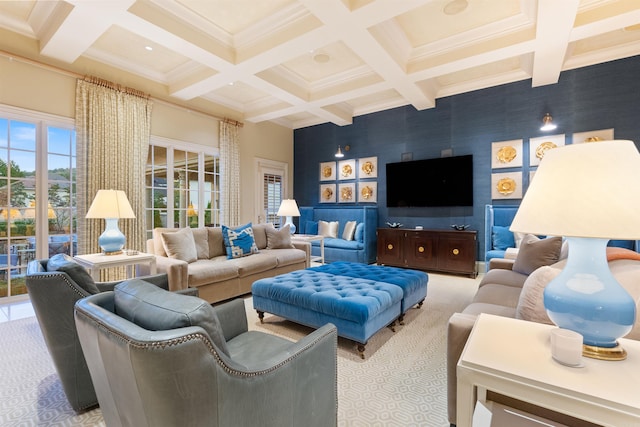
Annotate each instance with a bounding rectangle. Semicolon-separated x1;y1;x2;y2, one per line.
0;272;480;427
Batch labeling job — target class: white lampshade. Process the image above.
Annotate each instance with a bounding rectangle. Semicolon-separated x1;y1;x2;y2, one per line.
510;140;640;239
277;199;300;217
86;189;135;219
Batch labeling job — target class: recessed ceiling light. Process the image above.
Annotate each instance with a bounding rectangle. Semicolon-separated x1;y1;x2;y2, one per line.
313;53;330;63
145;46;153;51
443;0;468;15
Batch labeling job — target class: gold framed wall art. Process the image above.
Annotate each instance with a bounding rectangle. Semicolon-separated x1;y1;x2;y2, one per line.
319;184;336;203
320;161;336;181
338;159;356;180
529;134;565;166
572;128;614;144
338;183;355;203
358;182;377;203
491;172;522;200
358;156;378;179
491;139;523;169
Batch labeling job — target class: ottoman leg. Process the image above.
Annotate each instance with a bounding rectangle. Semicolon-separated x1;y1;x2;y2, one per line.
257;310;265;323
388;320;397;332
417;298;425;309
356;343;366;359
398;314;405;325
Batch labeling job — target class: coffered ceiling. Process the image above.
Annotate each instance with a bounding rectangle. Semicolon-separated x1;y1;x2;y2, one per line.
1;0;640;129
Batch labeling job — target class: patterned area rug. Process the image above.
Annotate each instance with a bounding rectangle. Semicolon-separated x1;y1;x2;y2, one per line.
0;273;479;427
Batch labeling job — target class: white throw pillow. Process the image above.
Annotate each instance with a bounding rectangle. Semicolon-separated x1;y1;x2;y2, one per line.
161;227;198;263
342;221;357;241
515;265;560;325
318;220;339;238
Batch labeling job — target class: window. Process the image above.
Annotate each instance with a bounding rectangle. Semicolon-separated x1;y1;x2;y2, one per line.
145;137;219;239
0;106;76;299
255;158;288;226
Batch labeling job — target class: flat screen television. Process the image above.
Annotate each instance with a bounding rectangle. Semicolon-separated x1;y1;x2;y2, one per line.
386;154;473;207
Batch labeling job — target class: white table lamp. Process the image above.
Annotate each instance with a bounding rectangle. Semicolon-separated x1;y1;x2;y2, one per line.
510;140;640;360
86;189;135;255
277;199;300;235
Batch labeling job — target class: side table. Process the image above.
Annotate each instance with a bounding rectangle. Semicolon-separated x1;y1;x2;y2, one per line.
457;313;640;427
291;234;324;264
74;252;157;281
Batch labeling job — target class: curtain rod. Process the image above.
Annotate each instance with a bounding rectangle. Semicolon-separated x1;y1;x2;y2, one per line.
0;49;244;126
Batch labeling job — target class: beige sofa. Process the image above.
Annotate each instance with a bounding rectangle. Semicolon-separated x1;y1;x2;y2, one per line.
447;236;640;426
146;223;310;304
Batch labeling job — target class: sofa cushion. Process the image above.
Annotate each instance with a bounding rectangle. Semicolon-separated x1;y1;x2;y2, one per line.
492;225;514;250
515;265;559;325
192;228;210;259
266;224;295;249
266;248;306;267
114;279;230;356
342;221;357;241
222;223;259;259
305;220;318;235
234;253;279;276
251;223;270;250
47;254;100;294
318;220;338;238
152;227;178;257
207;227;226;258
187;258;239;286
512;234;562;275
161;227;198;263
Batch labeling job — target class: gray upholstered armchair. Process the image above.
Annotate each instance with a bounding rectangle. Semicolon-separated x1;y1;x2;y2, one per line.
25;255;195;413
74;279;338;427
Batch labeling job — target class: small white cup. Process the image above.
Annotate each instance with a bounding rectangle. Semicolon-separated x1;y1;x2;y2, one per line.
550;328;583;366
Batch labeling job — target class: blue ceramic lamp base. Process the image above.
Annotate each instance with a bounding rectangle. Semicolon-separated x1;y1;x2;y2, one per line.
284;216;296;235
544;237;636;361
98;218;126;255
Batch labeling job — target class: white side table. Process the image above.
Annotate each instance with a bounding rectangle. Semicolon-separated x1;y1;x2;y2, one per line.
291;234;324;264
457;313;640;427
74;252;157;281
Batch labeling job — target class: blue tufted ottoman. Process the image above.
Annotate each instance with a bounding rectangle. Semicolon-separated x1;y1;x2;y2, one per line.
252;270;403;358
309;262;428;323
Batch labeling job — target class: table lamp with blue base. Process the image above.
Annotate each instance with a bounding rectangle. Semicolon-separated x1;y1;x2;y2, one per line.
510;140;640;361
86;189;135;255
277;199;300;235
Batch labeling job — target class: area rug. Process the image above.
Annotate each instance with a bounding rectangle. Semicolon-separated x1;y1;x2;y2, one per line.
0;273;478;427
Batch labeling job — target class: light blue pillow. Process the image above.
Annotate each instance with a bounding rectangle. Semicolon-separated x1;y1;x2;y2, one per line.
354;222;365;242
492;225;515;250
306;220;318;235
221;223;259;259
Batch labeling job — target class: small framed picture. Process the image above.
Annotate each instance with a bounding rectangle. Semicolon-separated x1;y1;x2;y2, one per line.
491;172;523;200
401;152;413;162
358;157;378;179
529;134;565;166
338;159;356;180
320;161;336;181
491;139;523;169
358;182;377;203
572;128;614;144
319;184;336;203
338;183;355;203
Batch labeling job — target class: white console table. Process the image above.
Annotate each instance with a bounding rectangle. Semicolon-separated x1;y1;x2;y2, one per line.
74;252;157;281
292;234;324;264
457;314;640;427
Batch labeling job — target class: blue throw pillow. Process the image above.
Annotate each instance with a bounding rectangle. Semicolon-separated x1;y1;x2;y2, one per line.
354;222;365;242
221;223;259;259
306;220;318;235
492;225;515;250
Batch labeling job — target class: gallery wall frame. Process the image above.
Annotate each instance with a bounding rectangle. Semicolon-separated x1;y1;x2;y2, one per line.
358;182;377;203
338;183;355;203
491;171;523;200
491;139;523;169
358;156;378;179
338;159;356;180
572;128;614;144
319;184;336;203
529;134;565;166
320;161;336;181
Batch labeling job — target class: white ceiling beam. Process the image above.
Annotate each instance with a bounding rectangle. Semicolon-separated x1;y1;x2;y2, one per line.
531;0;580;87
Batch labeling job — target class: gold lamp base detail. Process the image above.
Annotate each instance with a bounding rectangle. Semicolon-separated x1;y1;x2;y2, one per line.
583;343;627;361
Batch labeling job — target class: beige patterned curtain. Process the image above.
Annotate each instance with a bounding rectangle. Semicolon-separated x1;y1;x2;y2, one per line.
75;77;152;262
220;119;241;226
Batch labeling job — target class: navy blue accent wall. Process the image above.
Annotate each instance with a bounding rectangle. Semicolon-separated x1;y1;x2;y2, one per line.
293;55;640;260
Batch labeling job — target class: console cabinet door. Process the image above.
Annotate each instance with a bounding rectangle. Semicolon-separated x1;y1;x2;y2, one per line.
405;231;437;269
437;233;476;275
376;229;404;266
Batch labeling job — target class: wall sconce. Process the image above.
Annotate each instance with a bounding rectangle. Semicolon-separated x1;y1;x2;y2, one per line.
540;113;557;131
335;145;350;158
